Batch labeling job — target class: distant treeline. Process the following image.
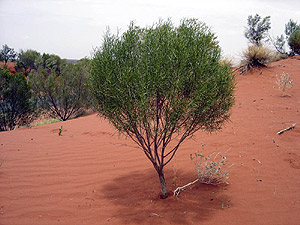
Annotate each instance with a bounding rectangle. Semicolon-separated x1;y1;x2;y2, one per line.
0;45;91;131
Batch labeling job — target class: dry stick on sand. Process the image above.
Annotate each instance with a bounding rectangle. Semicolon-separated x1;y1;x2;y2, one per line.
277;123;296;135
174;179;199;197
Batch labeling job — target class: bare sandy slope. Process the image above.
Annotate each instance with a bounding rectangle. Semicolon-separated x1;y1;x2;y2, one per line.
0;57;300;225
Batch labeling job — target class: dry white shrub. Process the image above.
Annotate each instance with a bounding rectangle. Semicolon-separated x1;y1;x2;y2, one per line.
174;144;232;197
275;72;293;96
191;144;231;185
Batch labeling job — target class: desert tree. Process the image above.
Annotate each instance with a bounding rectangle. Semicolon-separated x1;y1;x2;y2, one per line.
0;67;35;131
0;44;17;65
244;14;271;46
240;14;273;73
287;21;300;55
285;19;299;39
15;49;41;75
29;60;90;121
89;19;235;199
288;29;300;55
272;34;287;55
35;53;63;74
272;19;300;56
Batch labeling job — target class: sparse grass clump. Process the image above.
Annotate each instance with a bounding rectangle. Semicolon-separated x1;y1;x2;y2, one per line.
32;118;60;127
240;45;274;74
220;57;235;68
275;72;293;96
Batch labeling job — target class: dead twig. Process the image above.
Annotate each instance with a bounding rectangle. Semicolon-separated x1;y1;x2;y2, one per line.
149;213;162;217
277;123;296;135
173;179;199;197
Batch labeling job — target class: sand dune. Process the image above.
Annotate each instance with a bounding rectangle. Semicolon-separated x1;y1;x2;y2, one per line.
1;57;300;225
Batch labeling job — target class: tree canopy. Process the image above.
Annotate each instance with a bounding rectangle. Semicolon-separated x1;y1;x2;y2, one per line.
244;14;271;46
89;19;235;198
288;29;300;55
29;59;90;121
0;44;17;65
15;49;41;75
0;67;35;131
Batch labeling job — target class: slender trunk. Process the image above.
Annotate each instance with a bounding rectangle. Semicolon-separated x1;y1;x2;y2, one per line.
158;169;168;199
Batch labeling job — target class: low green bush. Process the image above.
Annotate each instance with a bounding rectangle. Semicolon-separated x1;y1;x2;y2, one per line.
0;67;36;131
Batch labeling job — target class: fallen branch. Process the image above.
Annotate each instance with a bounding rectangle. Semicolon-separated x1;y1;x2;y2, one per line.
173;179;199;197
277;123;296;135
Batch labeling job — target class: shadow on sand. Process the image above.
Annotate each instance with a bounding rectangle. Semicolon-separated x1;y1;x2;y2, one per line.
100;168;230;224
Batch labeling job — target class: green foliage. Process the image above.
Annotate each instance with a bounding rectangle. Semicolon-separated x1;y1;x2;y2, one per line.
283;19;299;56
273;34;287;55
273;19;299;56
244;14;271;46
285;19;299;38
0;67;35;131
32;117;60;127
29;60;90;121
240;45;274;73
89;18;235;198
288;29;300;55
16;49;41;75
35;53;63;74
0;44;17;64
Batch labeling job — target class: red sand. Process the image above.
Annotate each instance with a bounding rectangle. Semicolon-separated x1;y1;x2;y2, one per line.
0;62;16;74
1;57;300;225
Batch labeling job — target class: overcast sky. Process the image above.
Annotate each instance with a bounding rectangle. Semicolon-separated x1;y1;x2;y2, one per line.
0;0;299;60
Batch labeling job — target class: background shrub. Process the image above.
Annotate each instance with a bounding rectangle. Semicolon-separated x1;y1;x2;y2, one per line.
272;19;299;56
288;29;300;55
29;59;90;121
244;14;271;46
0;44;17;65
220;56;235;68
240;45;274;73
0;67;35;131
15;49;41;76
